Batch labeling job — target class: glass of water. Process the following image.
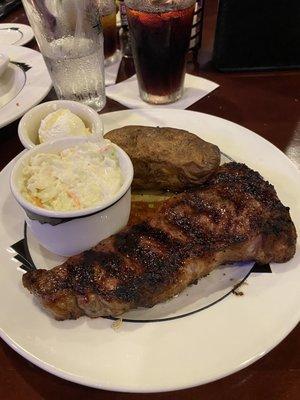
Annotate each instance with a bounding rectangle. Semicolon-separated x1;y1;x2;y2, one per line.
22;0;106;111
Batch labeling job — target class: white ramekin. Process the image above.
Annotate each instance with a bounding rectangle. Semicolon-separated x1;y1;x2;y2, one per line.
18;100;104;149
10;137;133;256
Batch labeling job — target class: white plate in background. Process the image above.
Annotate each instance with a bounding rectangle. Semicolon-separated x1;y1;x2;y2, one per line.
0;44;52;129
0;23;34;46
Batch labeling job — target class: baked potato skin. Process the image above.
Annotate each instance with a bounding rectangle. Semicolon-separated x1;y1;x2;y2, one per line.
105;126;221;191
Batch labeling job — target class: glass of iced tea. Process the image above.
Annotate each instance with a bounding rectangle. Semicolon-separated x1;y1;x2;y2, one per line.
98;0;118;65
125;0;196;104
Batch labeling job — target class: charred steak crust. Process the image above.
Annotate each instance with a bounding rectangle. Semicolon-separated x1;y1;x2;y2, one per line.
23;163;297;320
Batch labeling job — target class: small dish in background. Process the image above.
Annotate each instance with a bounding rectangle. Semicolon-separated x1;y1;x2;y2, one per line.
0;44;52;129
18;100;104;149
0;23;34;46
10;137;133;256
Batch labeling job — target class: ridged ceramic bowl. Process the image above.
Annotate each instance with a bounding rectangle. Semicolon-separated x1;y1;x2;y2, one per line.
10;137;133;256
18;100;104;149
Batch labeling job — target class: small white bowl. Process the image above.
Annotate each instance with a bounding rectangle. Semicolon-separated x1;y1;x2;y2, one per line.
10;137;133;256
18;100;104;149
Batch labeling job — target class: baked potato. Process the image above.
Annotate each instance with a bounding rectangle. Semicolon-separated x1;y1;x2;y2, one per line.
105;125;221;191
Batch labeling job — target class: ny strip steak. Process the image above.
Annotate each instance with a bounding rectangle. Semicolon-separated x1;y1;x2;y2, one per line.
23;163;297;320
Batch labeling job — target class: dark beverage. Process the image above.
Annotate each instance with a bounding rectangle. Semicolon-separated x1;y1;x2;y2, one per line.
101;11;118;59
126;1;195;104
99;1;118;65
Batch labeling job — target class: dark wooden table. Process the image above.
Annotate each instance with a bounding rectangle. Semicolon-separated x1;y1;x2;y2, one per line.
0;1;299;399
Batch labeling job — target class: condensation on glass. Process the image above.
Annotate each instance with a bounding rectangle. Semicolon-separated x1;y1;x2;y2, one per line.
21;0;106;111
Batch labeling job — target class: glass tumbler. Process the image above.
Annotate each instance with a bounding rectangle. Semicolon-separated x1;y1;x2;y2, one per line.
22;0;106;111
97;0;119;65
125;0;196;105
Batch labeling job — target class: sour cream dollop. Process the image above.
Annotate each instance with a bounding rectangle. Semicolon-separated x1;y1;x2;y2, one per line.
20;141;123;211
38;108;91;144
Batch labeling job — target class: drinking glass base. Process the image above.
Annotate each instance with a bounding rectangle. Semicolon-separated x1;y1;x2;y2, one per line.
139;87;183;105
83;97;106;112
57;95;106;112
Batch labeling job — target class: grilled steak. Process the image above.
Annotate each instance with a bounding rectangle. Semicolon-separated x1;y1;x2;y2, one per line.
23;163;297;320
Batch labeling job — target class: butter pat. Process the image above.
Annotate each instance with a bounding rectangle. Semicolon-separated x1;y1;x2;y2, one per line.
38;108;91;143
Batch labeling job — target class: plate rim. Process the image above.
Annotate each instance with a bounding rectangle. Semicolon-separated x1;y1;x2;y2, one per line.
0;23;34;46
102;108;300;173
0;44;52;129
0;109;299;393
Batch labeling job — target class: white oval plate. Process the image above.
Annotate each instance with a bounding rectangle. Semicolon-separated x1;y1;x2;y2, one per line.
0;109;299;393
0;44;52;129
0;23;34;46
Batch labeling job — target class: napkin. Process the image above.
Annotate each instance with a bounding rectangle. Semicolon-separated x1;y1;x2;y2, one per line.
104;50;122;86
105;73;219;109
